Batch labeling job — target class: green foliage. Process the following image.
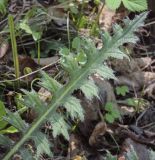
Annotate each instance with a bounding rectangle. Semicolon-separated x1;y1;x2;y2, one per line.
125;146;138;160
33;132;52;158
80;79;99;100
0;101;7;130
105;151;117;160
49;113;70;140
1;12;147;159
0;101;18;134
122;0;148;12
0;135;14;147
126;98;147;112
19;21;42;41
105;0;122;10
0;0;8;15
19;7;46;41
105;0;147;11
116;85;129;96
104;102;120;123
149;150;155;160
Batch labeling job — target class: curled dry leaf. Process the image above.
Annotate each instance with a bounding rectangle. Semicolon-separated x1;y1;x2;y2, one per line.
0;41;9;59
47;7;66;26
38;87;52;102
89;121;107;146
119;105;135;117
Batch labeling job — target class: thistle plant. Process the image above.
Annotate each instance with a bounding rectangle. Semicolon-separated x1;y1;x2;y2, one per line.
0;12;147;160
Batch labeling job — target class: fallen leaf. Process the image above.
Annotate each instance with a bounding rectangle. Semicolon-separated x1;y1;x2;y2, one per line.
89;121;107;146
0;41;9;59
99;4;116;31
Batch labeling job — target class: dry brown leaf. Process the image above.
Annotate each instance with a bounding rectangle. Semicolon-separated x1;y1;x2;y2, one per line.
99;4;116;31
143;72;155;84
120;105;135;117
0;41;9;59
47;7;66;26
111;57;153;75
38;87;52;102
33;56;59;66
89;121;107;146
116;71;144;91
135;57;152;69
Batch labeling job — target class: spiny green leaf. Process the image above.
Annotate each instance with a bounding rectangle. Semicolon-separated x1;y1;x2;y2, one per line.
95;65;116;80
40;72;62;93
20;149;34;160
106;48;129;60
0;101;7;130
63;96;84;121
33;132;52;158
60;54;80;76
22;90;46;115
0;135;14;147
3;110;28;133
49;113;70;140
2;12;148;160
102;12;148;51
80;79;99;100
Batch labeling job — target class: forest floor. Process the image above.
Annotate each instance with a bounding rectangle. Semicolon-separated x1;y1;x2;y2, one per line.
0;1;155;160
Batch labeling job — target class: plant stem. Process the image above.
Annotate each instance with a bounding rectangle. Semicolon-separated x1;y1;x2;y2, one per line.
8;14;20;86
37;40;40;65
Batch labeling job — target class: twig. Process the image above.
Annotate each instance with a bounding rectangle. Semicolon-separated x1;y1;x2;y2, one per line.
0;59;60;83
